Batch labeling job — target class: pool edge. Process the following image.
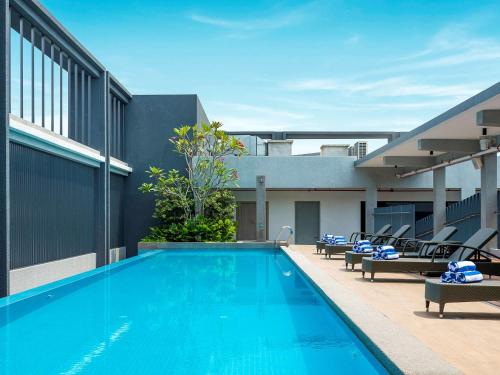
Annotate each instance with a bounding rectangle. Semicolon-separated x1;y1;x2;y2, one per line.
280;246;463;375
0;251;160;308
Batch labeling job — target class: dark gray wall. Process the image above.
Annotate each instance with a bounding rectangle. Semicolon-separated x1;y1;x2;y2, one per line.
10;143;96;269
124;95;208;256
110;173;125;248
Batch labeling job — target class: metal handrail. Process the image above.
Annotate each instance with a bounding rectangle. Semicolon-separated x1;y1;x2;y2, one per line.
445;213;480;226
274;226;293;247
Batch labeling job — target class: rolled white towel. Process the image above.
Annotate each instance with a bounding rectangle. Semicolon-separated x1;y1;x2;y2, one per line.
440;271;455;283
455;270;483;284
376;245;395;252
448;261;476;273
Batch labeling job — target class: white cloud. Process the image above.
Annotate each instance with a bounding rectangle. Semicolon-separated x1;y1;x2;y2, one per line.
188;1;323;33
284;76;481;99
210;101;308;120
387;24;500;71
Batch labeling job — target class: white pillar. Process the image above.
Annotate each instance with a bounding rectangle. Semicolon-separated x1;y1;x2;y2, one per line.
433;168;446;235
480;153;497;247
256;175;266;242
365;184;377;234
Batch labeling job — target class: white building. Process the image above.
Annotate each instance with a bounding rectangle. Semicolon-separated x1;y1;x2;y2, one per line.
226;83;500;245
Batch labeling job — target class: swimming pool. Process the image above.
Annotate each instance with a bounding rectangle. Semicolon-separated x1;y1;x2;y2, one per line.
0;249;389;374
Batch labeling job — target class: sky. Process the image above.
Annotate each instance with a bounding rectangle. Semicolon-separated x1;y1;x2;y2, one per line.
42;0;500;154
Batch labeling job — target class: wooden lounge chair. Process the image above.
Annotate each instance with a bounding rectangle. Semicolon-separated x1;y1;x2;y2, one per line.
345;226;457;271
425;279;500;318
361;228;499;282
317;224;392;255
333;224;411;261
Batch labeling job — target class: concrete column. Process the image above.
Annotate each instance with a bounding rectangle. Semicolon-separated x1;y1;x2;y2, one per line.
480;153;497;247
256;175;266;242
365;184;377;234
433;168;446;235
0;0;10;296
95;72;110;267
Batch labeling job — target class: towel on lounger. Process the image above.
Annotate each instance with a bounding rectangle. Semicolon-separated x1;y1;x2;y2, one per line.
455;270;483;284
372;245;399;260
448;261;476;273
354;240;371;247
321;234;335;242
353;244;373;253
440;271;456;283
441;262;483;284
333;236;347;245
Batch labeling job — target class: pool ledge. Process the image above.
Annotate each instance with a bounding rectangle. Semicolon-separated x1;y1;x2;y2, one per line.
138;241;276;250
281;246;462;375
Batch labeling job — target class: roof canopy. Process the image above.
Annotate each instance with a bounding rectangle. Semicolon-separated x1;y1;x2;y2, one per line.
355;83;500;171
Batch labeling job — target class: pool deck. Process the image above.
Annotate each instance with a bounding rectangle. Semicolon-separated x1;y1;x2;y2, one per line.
284;245;500;375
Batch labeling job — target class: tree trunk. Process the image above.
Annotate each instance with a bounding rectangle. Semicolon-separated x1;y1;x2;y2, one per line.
194;198;204;217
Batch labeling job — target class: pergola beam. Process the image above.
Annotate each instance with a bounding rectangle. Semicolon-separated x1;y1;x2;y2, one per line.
383;156;436;167
418;139;480;153
477;110;500;127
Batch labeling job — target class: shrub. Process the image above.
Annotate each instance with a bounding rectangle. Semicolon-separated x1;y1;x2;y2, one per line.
139;122;243;242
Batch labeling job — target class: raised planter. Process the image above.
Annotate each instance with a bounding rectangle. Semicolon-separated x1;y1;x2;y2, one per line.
138;241;276;250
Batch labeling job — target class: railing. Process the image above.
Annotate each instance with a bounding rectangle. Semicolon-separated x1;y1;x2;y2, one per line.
7;0;130;159
414;214;433;240
415;193;481;243
275;226;293;247
109;77;129;160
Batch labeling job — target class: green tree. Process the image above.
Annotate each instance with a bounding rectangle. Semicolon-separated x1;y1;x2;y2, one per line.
170;121;245;216
139;122;245;242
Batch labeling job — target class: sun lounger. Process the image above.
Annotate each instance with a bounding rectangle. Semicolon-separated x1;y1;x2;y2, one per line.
361;228;499;281
317;224;392;255
348;224;392;243
346;226;457;270
328;224;410;260
425;279;500;318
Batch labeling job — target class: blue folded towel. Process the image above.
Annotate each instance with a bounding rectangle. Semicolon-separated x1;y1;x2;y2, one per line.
441;262;483;284
381;251;399;260
448;261;476;273
377;245;395;252
455;270;483;284
353;244;373;253
372;246;399;260
440;271;455;283
321;234;335;242
355;240;371;246
333;236;347;245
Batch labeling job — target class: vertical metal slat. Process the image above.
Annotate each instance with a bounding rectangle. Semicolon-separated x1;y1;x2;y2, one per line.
41;36;45;127
19;16;23;118
87;74;91;145
81;68;85;144
59;52;63;135
74;63;78;141
117;100;120;160
121;101;125;159
67;57;71;137
50;42;54;131
30;26;34;123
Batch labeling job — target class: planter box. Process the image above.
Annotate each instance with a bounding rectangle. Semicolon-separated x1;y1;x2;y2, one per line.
138;241;276;250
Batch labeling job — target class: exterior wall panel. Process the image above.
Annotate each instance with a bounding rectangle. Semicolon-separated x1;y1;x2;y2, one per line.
10;142;96;269
110;173;124;248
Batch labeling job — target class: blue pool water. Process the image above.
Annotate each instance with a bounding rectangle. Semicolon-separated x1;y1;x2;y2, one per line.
0;249;389;374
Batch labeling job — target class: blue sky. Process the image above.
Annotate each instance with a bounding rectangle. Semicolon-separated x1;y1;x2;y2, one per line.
43;0;500;153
